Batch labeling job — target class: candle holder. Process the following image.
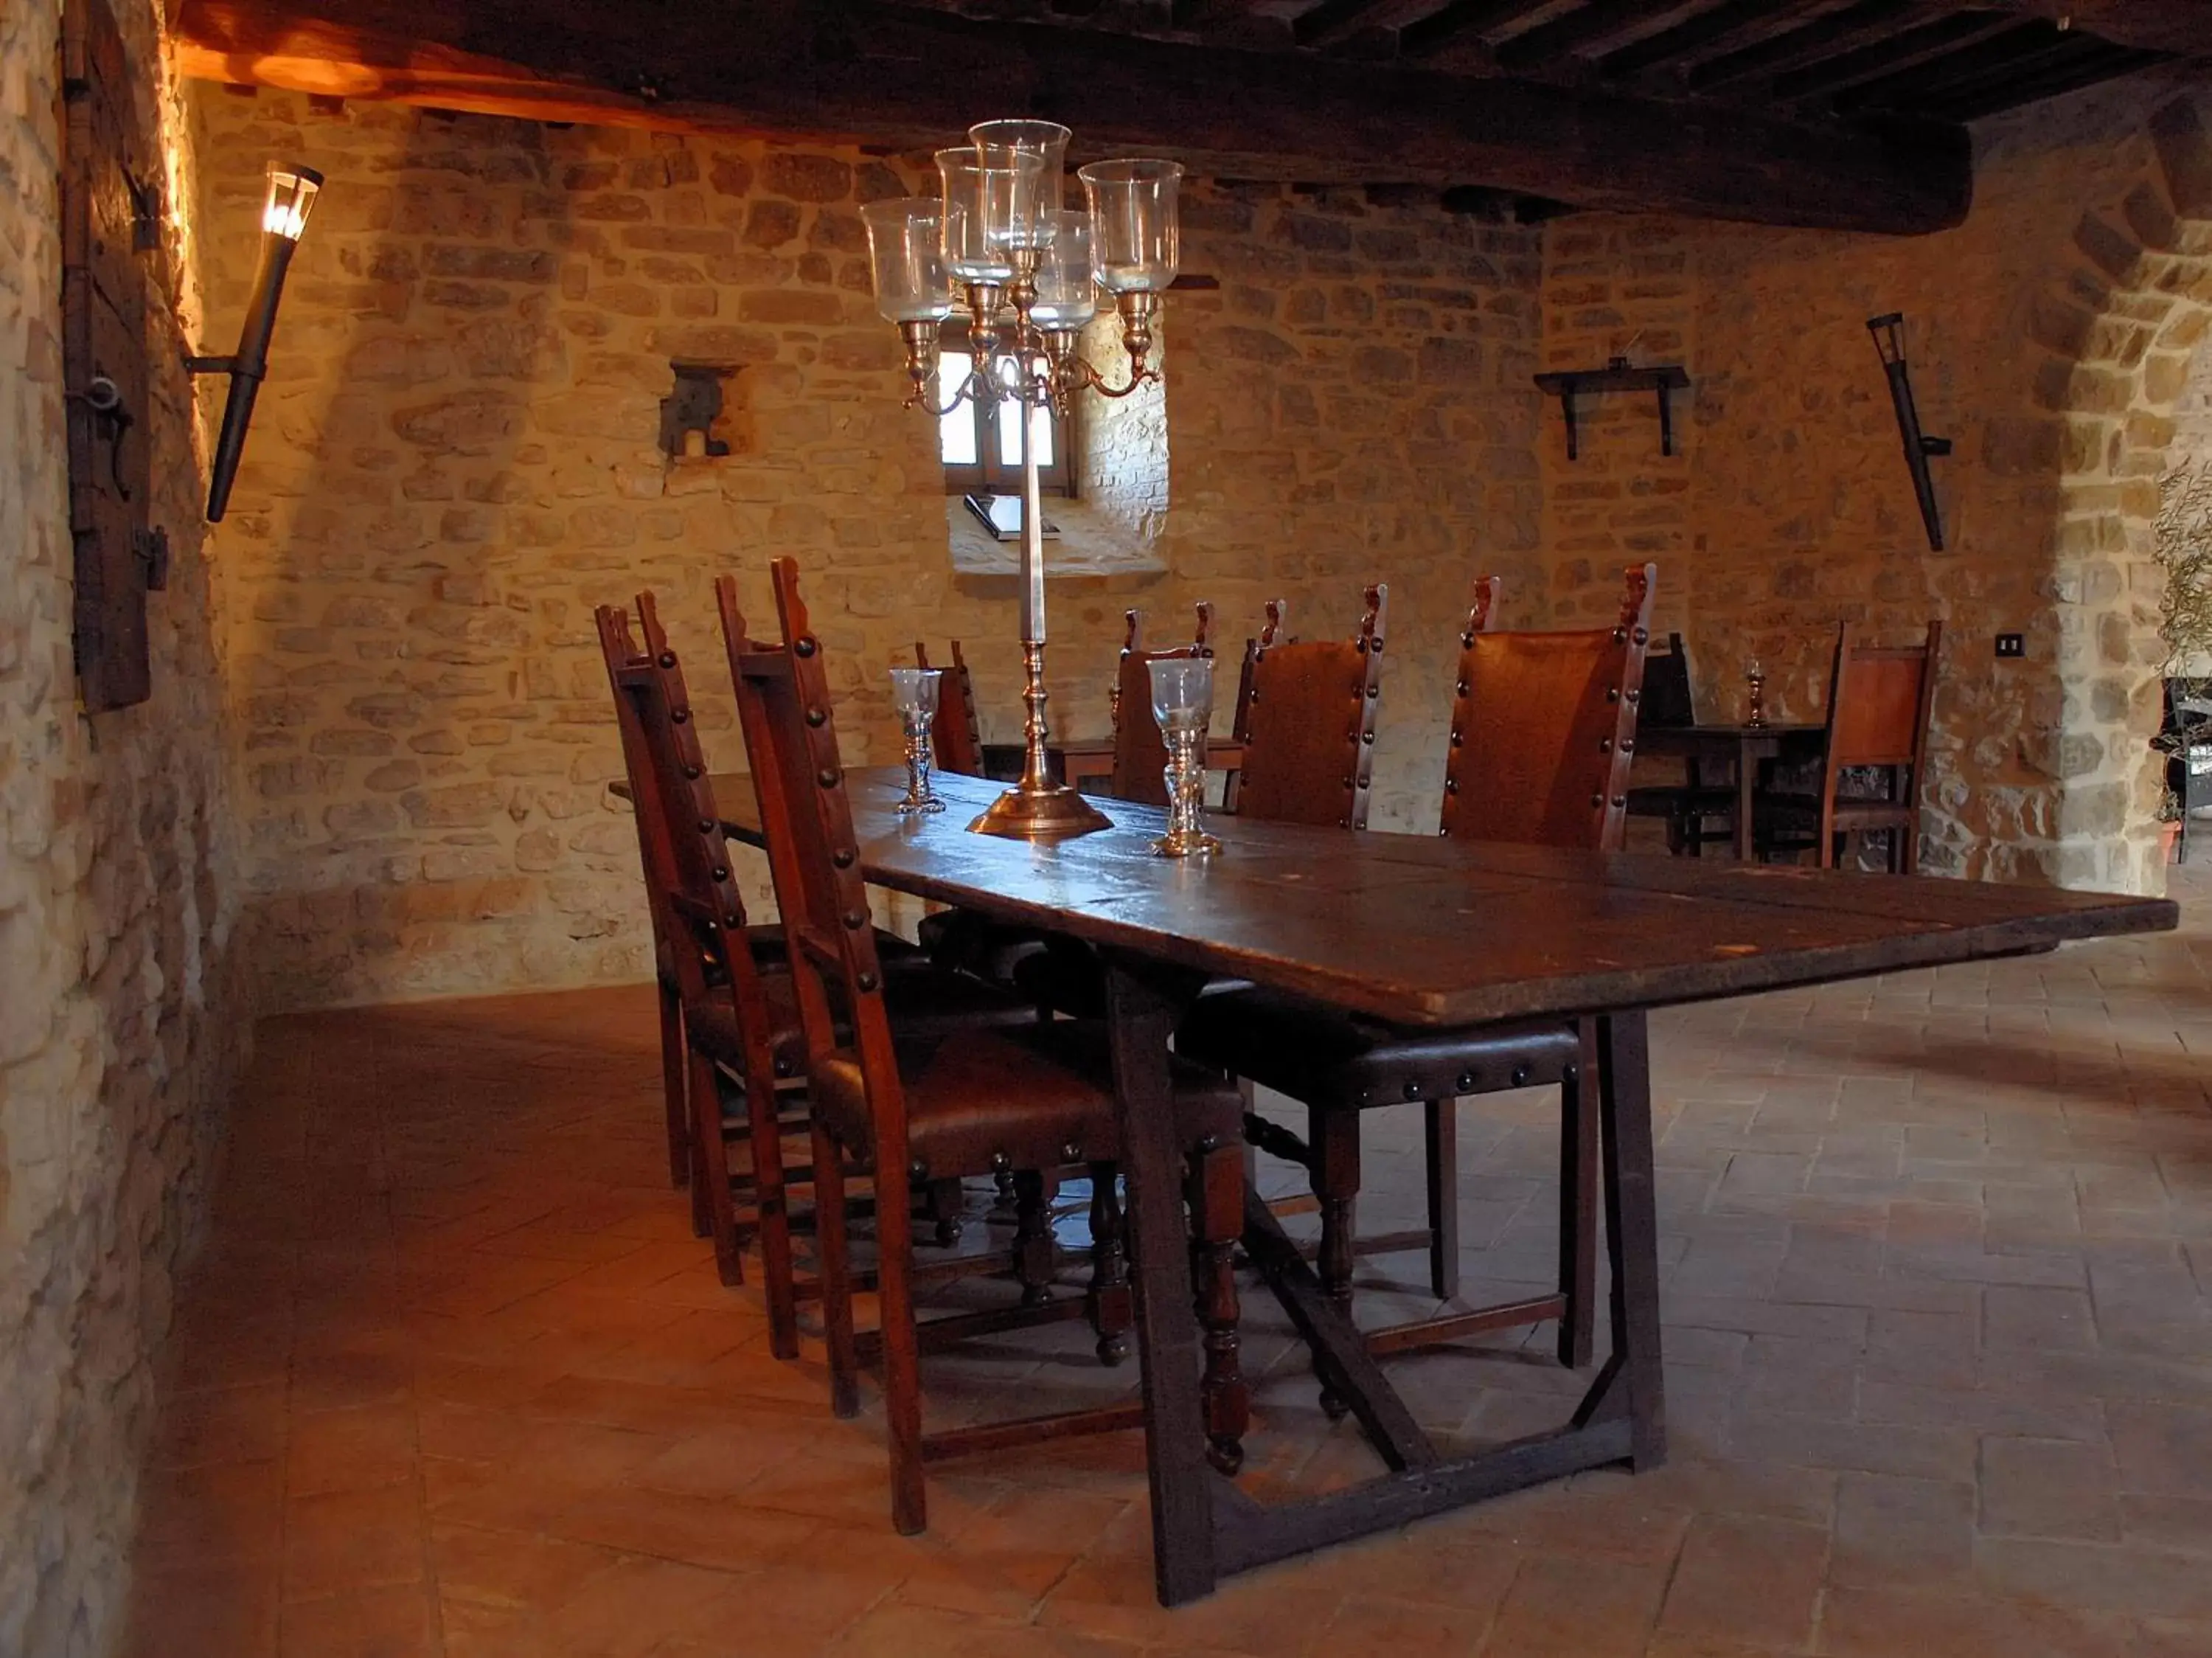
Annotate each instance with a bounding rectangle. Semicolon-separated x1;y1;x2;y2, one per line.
889;667;945;815
1147;657;1221;859
1745;660;1767;729
863;126;1183;842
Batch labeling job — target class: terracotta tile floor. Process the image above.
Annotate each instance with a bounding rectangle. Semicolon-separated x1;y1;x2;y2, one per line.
126;866;2212;1657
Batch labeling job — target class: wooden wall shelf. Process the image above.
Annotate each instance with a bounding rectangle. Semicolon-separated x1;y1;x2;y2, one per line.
1533;361;1690;461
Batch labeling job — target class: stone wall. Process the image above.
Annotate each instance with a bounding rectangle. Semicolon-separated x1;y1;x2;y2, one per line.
1538;74;2212;893
194;90;1545;1006
0;2;249;1651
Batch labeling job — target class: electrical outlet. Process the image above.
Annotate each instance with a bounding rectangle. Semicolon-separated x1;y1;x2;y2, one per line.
1995;633;2025;659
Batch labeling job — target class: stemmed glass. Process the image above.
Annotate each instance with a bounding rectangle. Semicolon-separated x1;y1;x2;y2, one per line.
889;667;945;815
1147;657;1221;858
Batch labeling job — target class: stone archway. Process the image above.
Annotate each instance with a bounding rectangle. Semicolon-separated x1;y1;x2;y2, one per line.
2037;94;2212;893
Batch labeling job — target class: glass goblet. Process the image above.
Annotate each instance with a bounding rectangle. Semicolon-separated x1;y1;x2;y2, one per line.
889;667;945;815
1147;656;1221;858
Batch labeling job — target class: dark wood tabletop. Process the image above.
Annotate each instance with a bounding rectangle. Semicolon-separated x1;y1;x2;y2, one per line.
700;767;2174;1027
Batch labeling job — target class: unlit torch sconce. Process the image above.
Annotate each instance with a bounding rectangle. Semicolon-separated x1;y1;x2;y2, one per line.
1867;311;1952;552
186;162;323;521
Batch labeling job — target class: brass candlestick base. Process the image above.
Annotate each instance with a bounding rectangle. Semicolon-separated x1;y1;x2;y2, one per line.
970;641;1113;842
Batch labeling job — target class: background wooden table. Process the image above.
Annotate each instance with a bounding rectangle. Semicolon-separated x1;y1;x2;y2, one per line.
1636;722;1826;859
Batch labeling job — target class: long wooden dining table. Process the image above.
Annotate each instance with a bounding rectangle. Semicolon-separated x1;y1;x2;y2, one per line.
696;765;2174;1606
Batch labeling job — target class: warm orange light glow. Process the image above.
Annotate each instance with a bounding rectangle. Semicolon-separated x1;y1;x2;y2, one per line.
262;164;323;241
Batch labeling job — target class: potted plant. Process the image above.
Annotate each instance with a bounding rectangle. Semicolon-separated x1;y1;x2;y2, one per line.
2153;462;2212;864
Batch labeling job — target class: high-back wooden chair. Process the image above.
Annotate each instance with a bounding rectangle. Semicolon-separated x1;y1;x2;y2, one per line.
1107;602;1214;804
596;599;801;1333
598;606;700;1196
1442;565;1657;852
1181;564;1658;1395
1624;631;1739;856
1233;585;1388;829
913;639;984;775
1759;621;1941;871
722;558;1248;1533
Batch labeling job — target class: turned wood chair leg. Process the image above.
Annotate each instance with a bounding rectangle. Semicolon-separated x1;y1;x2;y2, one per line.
1310;1107;1360;1418
1558;1021;1601;1368
1424;1097;1460;1301
873;1152;928;1537
658;981;689;1188
1012;1170;1058;1306
689;1048;742;1286
1085;1162;1132;1366
741;1070;799;1362
926;1176;964;1248
1186;1136;1248;1475
810;1120;860;1421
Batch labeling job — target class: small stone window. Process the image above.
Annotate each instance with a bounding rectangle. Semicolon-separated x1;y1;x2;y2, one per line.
660;362;735;459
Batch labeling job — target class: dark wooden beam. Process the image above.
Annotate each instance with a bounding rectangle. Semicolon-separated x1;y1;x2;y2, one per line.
1292;0;1421;48
1597;0;1838;78
1495;0;1714;72
1397;0;1552;58
1965;2;2212;58
172;0;1972;232
1935;40;2168;117
1833;18;2065;104
1770;12;2023;100
1688;0;1925;91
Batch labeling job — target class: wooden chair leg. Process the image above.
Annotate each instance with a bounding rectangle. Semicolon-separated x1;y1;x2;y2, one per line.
740;1070;799;1361
659;982;689;1188
926;1176;964;1248
1085;1162;1131;1366
689;1048;742;1285
810;1120;860;1421
1186;1135;1248;1475
1310;1107;1360;1418
1423;1097;1460;1301
1012;1170;1058;1306
874;1149;927;1536
1558;1021;1601;1368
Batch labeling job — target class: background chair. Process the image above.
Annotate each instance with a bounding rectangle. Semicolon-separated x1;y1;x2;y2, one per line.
1757;620;1941;871
724;559;1249;1533
1623;631;1738;855
1233;586;1387;829
1107;602;1214;805
914;639;984;775
1183;565;1656;1388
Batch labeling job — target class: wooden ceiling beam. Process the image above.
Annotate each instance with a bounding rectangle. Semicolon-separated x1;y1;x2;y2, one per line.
1960;2;2212;58
1396;0;1554;58
1769;12;2023;100
1688;0;1927;91
172;0;1969;233
1495;0;1714;72
1833;18;2065;104
1292;0;1427;49
1936;40;2169;117
1596;0;1837;78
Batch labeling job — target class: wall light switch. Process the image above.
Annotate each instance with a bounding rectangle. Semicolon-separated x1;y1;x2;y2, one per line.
1995;633;2025;659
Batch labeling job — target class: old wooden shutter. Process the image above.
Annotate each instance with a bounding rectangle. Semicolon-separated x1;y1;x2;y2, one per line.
61;0;164;712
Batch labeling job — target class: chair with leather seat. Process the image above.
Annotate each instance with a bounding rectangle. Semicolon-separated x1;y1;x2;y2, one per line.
1107;601;1215;805
1622;632;1737;855
603;596;1032;1339
1180;564;1657;1387
913;639;984;776
1756;620;1941;871
723;558;1251;1534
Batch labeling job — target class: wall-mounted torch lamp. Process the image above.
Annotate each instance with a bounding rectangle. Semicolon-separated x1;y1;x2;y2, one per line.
1866;311;1952;552
186;162;323;521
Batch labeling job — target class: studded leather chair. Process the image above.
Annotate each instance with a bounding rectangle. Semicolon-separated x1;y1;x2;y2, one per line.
1180;565;1658;1390
723;558;1250;1535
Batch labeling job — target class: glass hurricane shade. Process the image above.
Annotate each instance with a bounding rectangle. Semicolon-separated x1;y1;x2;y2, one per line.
970;119;1072;216
262;163;323;241
1079;159;1181;294
1147;656;1213;735
889;665;942;718
936;145;1048;282
1029;211;1098;332
863;198;954;325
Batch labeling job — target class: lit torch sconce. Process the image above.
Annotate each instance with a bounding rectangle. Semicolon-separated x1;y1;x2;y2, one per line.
1867;311;1952;552
186;162;323;521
